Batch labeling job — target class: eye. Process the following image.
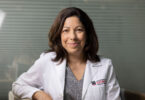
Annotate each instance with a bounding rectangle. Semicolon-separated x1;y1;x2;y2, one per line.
76;28;84;32
62;29;69;33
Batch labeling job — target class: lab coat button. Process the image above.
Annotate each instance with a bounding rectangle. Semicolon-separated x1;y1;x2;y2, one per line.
59;94;63;97
58;94;63;99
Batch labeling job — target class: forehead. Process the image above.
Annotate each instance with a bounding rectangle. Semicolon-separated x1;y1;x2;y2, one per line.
63;16;84;28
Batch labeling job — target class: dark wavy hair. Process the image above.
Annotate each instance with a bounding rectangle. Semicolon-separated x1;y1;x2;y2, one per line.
47;7;100;63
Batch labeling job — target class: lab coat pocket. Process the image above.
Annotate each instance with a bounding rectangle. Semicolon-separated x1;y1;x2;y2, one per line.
85;84;106;100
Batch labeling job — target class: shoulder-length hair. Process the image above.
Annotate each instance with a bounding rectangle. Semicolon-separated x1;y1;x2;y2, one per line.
47;7;100;63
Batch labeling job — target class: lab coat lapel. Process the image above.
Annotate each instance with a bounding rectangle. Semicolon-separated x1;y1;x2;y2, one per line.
82;60;102;99
54;59;66;95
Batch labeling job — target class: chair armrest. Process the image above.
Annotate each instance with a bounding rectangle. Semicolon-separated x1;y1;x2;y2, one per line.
124;89;145;100
8;91;31;100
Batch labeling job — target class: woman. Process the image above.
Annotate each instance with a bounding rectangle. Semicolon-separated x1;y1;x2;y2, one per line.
12;7;121;100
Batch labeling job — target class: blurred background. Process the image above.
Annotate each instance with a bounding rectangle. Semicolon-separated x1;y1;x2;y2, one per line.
0;0;145;99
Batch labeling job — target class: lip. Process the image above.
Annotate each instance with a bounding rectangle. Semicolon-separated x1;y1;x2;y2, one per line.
67;43;79;47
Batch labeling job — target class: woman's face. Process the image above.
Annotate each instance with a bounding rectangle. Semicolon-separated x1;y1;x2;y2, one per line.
61;16;86;56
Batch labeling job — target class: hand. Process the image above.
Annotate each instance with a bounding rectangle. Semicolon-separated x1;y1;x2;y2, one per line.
32;90;52;100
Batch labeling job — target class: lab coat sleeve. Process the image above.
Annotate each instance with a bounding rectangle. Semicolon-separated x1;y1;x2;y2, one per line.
106;59;121;100
12;53;45;99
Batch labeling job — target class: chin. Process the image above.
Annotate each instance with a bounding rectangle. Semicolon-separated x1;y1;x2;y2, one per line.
67;49;82;55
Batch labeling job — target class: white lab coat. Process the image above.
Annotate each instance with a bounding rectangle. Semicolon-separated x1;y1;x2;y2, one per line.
12;52;121;100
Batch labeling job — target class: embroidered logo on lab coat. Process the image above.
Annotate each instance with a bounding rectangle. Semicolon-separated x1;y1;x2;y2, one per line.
91;79;106;86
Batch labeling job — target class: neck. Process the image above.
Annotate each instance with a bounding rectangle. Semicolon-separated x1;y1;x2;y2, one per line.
68;53;85;65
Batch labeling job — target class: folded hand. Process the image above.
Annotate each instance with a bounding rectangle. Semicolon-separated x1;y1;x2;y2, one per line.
32;91;52;100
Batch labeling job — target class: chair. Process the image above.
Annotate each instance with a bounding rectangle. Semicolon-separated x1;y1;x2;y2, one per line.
8;91;30;100
124;90;145;100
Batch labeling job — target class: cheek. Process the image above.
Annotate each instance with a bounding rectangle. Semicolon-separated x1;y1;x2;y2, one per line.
80;34;86;45
61;34;67;46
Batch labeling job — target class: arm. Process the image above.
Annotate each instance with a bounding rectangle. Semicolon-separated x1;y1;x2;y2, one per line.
12;53;52;100
106;60;121;100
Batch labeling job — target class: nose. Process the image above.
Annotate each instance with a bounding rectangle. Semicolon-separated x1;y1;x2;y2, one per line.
70;30;76;40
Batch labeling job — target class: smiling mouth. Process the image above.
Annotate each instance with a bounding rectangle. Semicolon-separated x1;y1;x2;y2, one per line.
67;43;79;47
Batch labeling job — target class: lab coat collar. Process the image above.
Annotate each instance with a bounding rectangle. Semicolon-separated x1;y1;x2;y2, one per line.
54;59;102;99
54;59;67;96
82;60;102;99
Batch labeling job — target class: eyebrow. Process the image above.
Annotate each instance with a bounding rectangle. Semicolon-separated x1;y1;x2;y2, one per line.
63;26;84;28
